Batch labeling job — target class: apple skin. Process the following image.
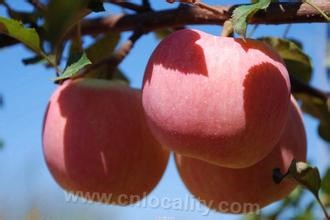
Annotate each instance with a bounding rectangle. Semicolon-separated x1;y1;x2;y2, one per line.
42;78;169;205
174;97;307;214
142;29;291;168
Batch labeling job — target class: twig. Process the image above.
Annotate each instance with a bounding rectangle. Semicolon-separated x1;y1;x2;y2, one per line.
105;0;148;13
167;0;223;15
77;31;143;78
79;1;330;36
291;76;330;102
142;0;152;11
27;0;47;12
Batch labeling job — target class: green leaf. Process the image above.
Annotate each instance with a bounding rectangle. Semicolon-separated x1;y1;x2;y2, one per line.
0;139;4;150
82;33;128;82
288;160;321;197
0;16;41;53
321;169;330;194
260;37;312;83
318;122;330;142
45;0;91;46
295;94;330;142
55;52;91;81
88;0;105;12
231;0;271;37
0;16;58;69
86;33;120;63
22;55;56;65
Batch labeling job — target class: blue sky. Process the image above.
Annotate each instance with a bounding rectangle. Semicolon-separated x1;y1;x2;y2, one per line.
0;1;329;219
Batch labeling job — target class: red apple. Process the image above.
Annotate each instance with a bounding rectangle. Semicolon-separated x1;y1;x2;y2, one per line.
175;96;307;214
142;29;291;168
42;78;169;205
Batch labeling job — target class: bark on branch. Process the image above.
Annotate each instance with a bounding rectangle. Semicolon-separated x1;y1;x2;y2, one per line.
80;1;330;35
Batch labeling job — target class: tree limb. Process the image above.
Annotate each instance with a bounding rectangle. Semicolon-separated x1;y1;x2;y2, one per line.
104;0;148;12
80;1;330;35
78;31;144;78
291;77;330;102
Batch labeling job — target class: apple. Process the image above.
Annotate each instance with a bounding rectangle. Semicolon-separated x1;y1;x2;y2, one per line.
42;78;169;205
175;96;307;214
142;29;291;168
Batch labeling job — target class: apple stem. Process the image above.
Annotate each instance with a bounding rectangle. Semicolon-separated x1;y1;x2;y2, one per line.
221;20;234;37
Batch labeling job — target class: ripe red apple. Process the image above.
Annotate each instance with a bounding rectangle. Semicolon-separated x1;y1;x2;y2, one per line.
142;29;291;168
175;97;307;214
42;78;170;205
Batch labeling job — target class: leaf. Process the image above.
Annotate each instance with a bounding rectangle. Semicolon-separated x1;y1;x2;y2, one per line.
287;38;304;50
321;169;330;194
88;0;105;12
0;16;57;69
295;93;330;142
231;0;271;37
0;16;41;53
22;55;56;65
45;0;91;46
260;37;312;83
86;33;120;63
83;33;128;82
318;122;330;142
55;52;91;81
288;160;321;197
0;139;3;150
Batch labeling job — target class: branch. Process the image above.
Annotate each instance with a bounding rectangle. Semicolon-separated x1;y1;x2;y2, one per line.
27;0;46;12
79;1;330;35
78;31;143;78
104;0;149;13
291;77;330;102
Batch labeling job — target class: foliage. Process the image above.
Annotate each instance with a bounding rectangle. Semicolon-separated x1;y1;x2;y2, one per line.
231;0;272;37
0;0;329;219
260;37;312;83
